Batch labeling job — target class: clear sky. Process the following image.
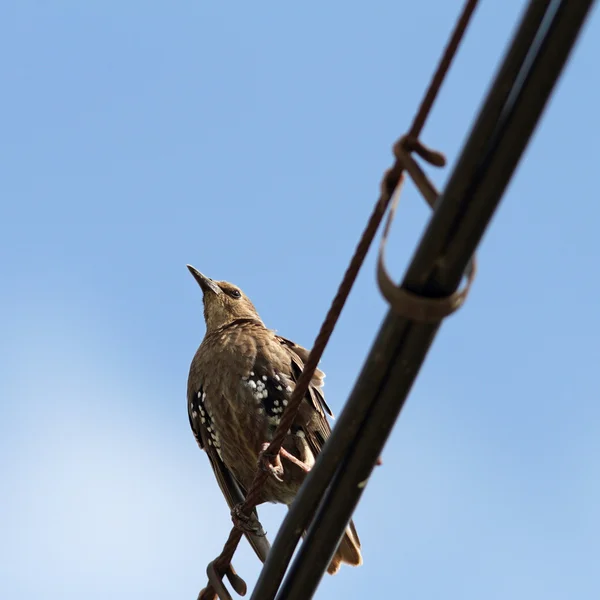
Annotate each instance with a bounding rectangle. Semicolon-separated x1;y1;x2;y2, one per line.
2;2;599;599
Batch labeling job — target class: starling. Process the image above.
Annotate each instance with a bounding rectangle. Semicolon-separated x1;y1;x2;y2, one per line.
186;265;362;575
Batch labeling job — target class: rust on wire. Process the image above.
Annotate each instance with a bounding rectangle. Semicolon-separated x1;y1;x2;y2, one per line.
197;0;480;598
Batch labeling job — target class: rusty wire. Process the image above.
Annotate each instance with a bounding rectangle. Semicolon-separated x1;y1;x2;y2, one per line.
197;1;479;598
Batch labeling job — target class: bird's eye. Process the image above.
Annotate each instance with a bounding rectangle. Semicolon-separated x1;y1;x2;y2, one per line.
228;289;241;299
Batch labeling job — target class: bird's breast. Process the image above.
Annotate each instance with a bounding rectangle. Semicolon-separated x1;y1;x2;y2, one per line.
193;326;309;499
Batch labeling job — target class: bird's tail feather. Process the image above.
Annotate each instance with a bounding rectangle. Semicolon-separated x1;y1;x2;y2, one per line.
297;517;362;575
326;519;363;575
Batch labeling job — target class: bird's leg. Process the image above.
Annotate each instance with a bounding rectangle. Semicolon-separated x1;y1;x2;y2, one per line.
279;448;311;473
259;442;285;482
258;443;312;481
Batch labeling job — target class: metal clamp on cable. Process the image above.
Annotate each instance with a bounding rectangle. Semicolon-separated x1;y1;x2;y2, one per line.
377;135;477;322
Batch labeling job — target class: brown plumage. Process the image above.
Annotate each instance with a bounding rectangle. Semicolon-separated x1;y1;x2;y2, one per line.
186;265;362;575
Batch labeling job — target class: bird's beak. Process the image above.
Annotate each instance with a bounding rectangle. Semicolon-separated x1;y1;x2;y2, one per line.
186;265;222;295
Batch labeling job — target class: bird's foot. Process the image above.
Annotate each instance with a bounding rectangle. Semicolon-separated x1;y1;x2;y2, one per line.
230;504;266;536
259;443;285;482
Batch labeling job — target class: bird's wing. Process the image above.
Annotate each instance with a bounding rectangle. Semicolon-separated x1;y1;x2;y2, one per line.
275;335;333;418
274;335;333;458
188;385;271;563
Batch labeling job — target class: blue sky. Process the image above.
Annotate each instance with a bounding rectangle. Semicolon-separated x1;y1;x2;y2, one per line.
1;1;599;599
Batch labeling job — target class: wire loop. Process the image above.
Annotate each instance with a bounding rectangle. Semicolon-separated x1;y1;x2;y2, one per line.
377;135;477;322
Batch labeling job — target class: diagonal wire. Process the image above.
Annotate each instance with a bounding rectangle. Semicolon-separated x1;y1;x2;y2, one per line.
198;1;479;598
271;1;596;599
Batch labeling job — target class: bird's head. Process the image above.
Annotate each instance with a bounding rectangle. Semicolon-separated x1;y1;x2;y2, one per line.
187;265;262;331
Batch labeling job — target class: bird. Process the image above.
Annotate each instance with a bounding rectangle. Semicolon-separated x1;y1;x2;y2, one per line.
186;265;362;575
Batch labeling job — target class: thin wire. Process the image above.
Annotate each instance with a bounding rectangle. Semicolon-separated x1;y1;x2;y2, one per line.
198;1;480;597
